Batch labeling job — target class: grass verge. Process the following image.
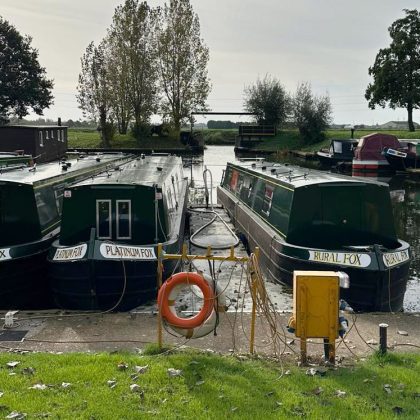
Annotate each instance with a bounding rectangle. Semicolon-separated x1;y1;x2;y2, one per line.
0;351;418;419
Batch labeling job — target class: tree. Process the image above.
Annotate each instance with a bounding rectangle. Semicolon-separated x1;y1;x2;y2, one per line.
243;75;290;127
77;41;114;147
0;17;53;125
157;0;210;134
107;0;159;138
292;82;332;144
365;9;420;132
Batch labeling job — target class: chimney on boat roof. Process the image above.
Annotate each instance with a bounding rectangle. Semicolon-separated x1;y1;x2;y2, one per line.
58;117;62;126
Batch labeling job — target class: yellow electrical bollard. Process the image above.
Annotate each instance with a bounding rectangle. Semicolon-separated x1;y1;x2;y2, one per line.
289;271;341;364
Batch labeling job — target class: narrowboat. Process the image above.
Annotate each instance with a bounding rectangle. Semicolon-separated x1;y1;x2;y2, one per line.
317;139;358;168
385;140;420;172
48;154;188;311
0;153;132;309
353;132;401;172
0;152;33;169
217;160;411;312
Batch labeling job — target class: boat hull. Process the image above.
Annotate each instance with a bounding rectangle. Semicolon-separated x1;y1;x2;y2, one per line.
218;186;410;312
0;237;56;309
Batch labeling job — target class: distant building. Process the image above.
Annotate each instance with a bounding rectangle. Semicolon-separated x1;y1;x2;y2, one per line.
379;121;420;129
0;125;68;163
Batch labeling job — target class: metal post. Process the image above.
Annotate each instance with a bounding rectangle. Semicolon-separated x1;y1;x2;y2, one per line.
249;248;260;354
379;323;388;354
157;243;163;349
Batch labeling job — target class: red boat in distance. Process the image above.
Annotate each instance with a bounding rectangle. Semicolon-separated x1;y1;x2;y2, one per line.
353;133;401;172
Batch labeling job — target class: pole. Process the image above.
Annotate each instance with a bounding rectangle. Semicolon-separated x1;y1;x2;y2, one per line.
249;248;260;354
379;323;388;354
157;243;163;349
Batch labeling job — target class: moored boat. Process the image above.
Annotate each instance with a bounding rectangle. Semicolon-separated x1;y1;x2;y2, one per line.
0;153;132;309
384;140;420;172
352;132;401;172
48;154;188;311
316;139;358;168
217;160;411;312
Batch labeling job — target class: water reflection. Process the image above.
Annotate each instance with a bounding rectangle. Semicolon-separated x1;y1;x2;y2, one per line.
184;146;420;312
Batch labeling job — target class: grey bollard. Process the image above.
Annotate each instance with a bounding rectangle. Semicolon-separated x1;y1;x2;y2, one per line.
379;323;389;354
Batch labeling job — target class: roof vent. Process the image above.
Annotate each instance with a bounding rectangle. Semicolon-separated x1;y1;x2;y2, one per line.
62;165;68;171
66;162;72;168
270;168;276;174
141;154;145;159
157;167;163;172
262;166;266;171
96;157;101;162
251;163;256;168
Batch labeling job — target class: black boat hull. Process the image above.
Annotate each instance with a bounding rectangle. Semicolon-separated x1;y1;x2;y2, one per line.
0;238;56;309
49;257;178;311
218;186;410;312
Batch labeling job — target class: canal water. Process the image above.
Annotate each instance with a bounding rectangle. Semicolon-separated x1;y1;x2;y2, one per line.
187;145;420;312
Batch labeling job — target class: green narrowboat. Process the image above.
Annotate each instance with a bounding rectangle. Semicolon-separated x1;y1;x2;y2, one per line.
0;153;133;309
0;152;33;169
48;154;188;311
217;160;411;312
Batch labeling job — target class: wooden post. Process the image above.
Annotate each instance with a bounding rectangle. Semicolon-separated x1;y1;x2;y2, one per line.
157;243;163;349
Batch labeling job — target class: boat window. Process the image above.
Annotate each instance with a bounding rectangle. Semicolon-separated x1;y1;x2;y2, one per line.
96;200;112;239
262;184;274;216
50;130;54;139
39;131;44;147
248;183;253;199
57;130;61;142
236;176;244;195
116;200;131;239
54;187;64;214
35;189;59;230
230;170;239;191
45;130;49;140
333;141;343;154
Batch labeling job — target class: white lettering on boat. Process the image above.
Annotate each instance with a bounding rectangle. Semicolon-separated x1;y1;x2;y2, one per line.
53;244;87;261
383;250;410;268
308;250;371;268
100;244;156;260
0;248;12;261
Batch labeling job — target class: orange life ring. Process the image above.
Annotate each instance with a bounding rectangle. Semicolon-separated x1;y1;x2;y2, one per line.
158;272;215;329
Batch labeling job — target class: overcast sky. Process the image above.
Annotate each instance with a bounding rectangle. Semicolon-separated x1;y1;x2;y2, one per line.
1;0;419;124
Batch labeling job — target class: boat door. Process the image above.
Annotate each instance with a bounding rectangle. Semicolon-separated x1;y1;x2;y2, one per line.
96;199;132;241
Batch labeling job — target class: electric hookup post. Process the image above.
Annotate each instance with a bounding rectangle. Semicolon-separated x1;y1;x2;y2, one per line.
287;271;351;364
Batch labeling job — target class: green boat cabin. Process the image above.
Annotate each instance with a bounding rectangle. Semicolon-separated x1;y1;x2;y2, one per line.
222;162;399;250
0;154;131;247
59;155;185;246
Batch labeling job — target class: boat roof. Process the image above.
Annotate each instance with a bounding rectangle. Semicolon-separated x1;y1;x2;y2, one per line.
0;125;67;129
71;154;183;188
0;153;129;185
231;160;388;189
330;138;358;143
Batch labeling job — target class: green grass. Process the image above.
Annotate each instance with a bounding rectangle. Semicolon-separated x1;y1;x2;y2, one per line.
68;127;420;153
0;351;419;419
68;129;185;149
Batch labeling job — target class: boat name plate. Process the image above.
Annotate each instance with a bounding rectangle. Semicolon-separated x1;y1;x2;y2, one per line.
0;248;12;261
53;244;88;261
100;244;156;260
382;249;410;268
308;250;371;268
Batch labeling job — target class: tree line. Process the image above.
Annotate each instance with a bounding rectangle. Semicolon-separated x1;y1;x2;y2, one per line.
77;0;210;147
243;76;332;144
